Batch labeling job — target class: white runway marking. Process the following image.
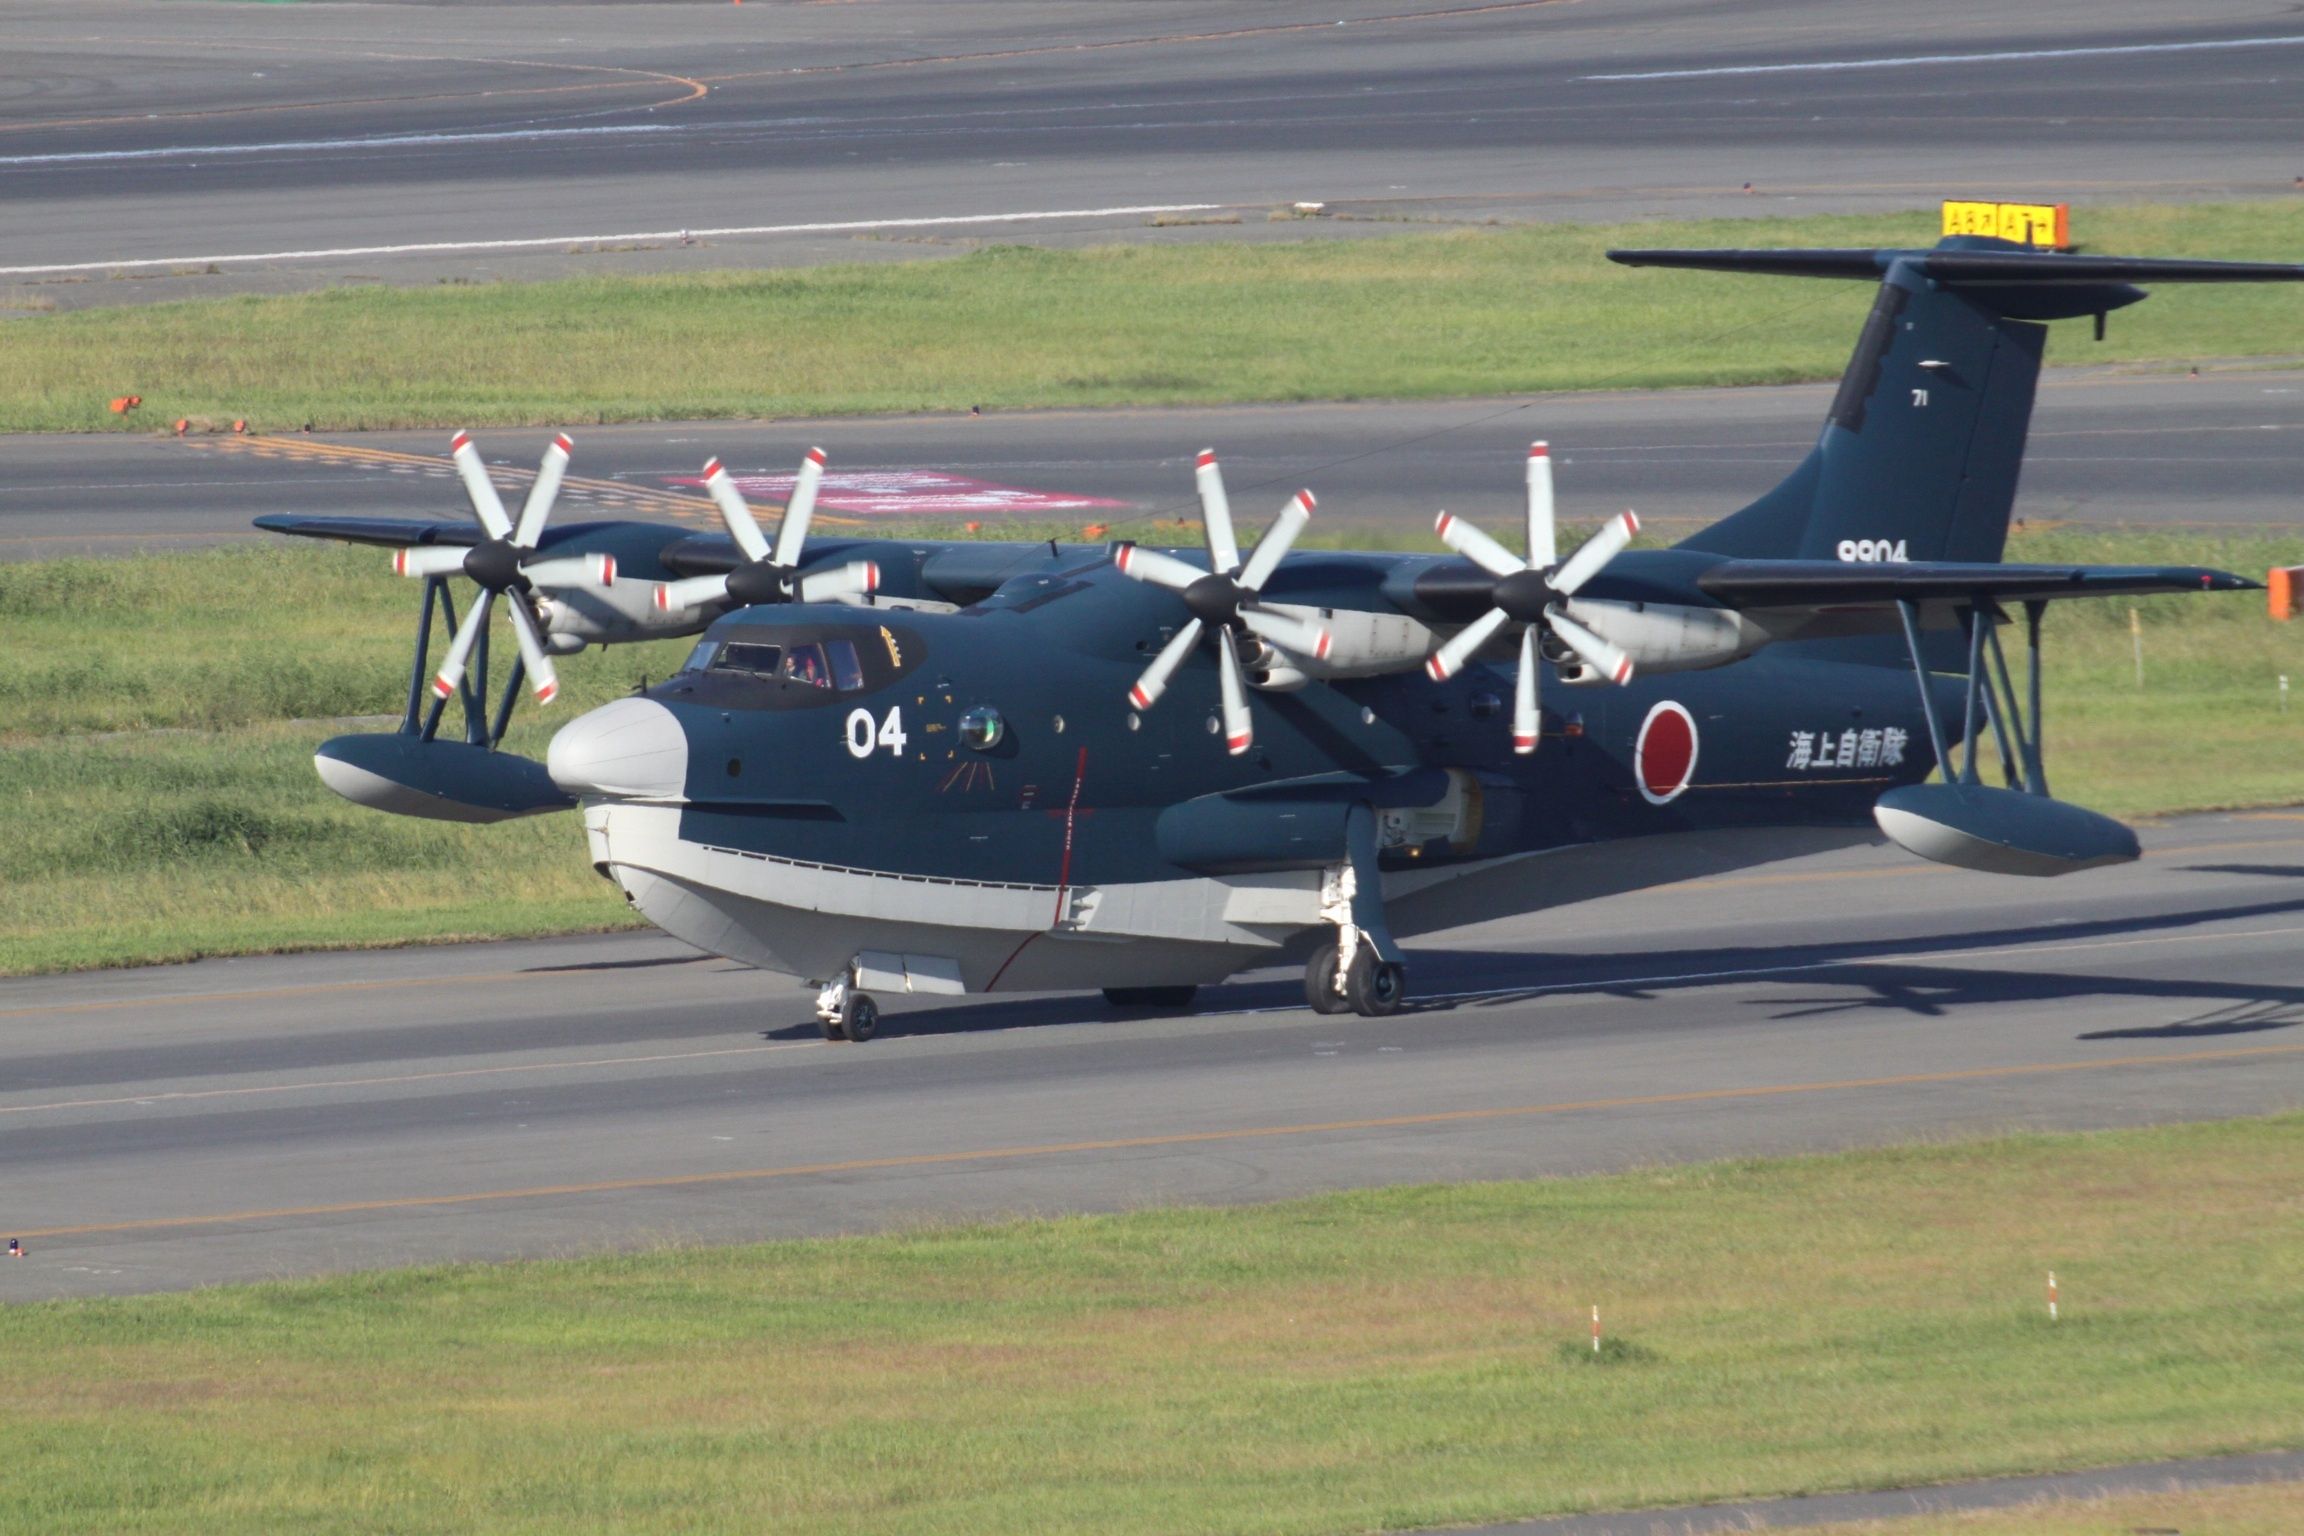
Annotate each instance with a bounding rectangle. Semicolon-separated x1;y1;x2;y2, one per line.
0;123;679;170
0;203;1226;278
1582;33;2304;83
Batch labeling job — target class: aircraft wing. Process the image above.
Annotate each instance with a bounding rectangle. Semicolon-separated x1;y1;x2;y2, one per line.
254;513;481;549
1697;560;2256;609
1691;560;2256;646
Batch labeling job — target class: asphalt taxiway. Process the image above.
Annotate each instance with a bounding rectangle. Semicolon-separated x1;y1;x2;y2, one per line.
5;809;2300;1301
9;366;2303;559
5;1;2303;303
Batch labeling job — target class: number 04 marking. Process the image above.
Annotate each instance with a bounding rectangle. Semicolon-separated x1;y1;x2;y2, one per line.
845;705;908;759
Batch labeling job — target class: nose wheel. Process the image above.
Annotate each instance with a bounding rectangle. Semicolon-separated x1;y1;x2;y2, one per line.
814;972;880;1042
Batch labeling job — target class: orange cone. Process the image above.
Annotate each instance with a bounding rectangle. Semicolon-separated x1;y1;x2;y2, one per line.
174;418;190;437
232;419;249;434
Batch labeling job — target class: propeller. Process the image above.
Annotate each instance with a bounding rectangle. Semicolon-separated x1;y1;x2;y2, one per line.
1113;449;1331;756
652;448;879;616
393;430;613;706
1426;442;1641;754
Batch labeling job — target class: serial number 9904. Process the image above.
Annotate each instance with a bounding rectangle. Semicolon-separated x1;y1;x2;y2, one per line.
1837;539;1908;563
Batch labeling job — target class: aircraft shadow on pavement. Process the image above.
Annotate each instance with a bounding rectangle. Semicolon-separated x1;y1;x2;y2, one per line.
760;892;2304;1044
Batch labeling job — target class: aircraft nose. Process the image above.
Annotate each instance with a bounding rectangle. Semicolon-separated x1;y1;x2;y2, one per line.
547;697;690;800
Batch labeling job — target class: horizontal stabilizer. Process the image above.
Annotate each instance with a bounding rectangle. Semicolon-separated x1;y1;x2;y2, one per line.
255;513;479;549
1609;247;2304;286
1697;560;2257;611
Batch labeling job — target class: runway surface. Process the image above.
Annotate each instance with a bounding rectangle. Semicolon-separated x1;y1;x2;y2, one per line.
5;0;2302;305
9;366;2303;559
5;808;2302;1301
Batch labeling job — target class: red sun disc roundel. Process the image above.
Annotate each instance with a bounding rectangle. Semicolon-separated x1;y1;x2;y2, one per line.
1634;701;1698;806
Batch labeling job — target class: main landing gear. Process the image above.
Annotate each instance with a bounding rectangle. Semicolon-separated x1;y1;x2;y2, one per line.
814;971;879;1042
1306;802;1408;1018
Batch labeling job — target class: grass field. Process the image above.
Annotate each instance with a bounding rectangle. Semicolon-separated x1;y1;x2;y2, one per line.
3;1116;2298;1534
8;202;2304;434
4;528;2302;975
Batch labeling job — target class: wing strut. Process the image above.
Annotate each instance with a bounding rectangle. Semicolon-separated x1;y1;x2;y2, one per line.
1892;596;2052;796
401;573;530;750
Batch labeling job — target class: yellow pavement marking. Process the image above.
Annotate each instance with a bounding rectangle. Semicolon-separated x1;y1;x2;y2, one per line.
19;1041;2304;1241
200;433;869;529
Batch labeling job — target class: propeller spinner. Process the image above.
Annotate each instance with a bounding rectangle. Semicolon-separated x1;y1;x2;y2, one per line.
1113;450;1332;756
392;430;613;706
1426;442;1641;754
653;448;879;616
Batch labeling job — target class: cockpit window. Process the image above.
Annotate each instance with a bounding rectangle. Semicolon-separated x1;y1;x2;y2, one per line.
657;621;920;710
825;638;866;692
780;642;831;689
713;641;785;676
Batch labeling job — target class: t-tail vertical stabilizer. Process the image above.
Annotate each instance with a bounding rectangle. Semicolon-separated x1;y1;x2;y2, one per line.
1611;238;2304;565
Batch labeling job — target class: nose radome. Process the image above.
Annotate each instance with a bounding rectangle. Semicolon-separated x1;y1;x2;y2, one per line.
548;697;690;800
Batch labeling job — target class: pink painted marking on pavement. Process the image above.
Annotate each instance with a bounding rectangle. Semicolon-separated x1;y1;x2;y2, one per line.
668;468;1127;517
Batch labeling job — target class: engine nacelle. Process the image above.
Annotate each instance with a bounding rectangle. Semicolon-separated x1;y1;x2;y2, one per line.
535;583;708;647
1556;598;1768;678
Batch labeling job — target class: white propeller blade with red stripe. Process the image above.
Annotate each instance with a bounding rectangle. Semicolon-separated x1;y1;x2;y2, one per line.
655;448;873;618
1426;442;1642;751
417;430;596;704
1114;452;1328;757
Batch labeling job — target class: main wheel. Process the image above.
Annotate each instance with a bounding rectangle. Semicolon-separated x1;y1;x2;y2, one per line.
1343;952;1406;1017
841;993;880;1042
1304;942;1348;1015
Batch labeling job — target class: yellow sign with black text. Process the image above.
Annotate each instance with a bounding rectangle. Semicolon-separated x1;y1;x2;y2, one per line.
1941;201;2069;249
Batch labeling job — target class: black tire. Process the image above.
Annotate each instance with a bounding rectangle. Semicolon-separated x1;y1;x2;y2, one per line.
1304;942;1348;1014
821;1012;847;1041
842;993;880;1042
1344;952;1406;1017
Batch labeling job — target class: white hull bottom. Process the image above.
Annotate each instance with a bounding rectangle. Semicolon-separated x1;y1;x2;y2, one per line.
584;802;1876;994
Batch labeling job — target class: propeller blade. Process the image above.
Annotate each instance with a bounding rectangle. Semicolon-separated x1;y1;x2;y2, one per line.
796;560;880;605
512;432;573;549
654;574;733;614
1512;624;1540;755
520;553;615;590
1425;605;1512;682
1216;634;1254;756
1239;605;1333;662
448;431;513;540
701;459;771;563
1434;510;1526;579
430;588;496;699
1193;448;1241;576
393;545;469;579
1127;618;1204;711
1113;543;1206;593
1546;603;1636;685
505;597;561;705
771;447;826;570
1525;442;1557;568
1549;508;1640;597
1235;490;1313;592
